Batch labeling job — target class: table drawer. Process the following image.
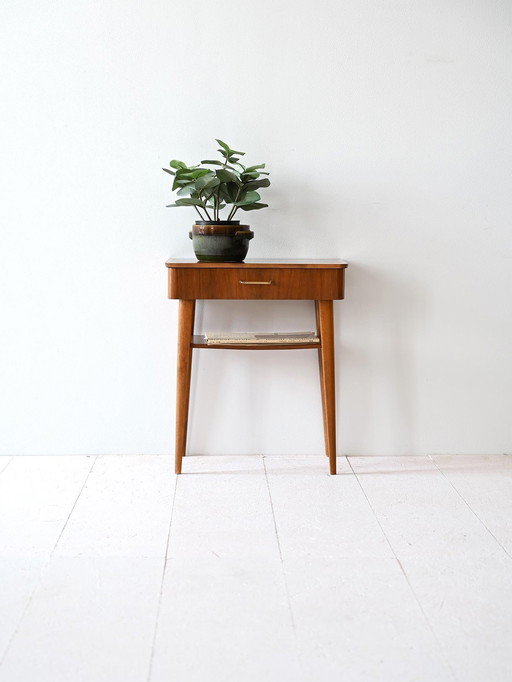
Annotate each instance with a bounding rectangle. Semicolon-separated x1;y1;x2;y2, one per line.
168;267;344;300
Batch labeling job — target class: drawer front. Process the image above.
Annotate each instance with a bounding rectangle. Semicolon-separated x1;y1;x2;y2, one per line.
168;267;344;300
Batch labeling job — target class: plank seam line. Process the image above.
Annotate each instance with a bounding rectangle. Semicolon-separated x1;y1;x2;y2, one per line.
146;473;179;682
429;455;512;561
0;456;13;477
0;455;98;669
346;456;457;682
262;455;301;671
51;455;98;556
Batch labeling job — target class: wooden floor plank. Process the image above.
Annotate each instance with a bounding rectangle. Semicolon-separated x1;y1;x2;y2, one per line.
53;455;175;558
400;554;512;682
1;456;175;682
152;557;301;682
0;455;95;558
0;558;48;667
0;557;162;682
151;455;299;682
285;556;454;681
0;456;94;661
1;454;512;682
348;456;502;559
265;456;452;680
166;455;280;561
264;455;392;559
432;455;512;556
349;455;512;682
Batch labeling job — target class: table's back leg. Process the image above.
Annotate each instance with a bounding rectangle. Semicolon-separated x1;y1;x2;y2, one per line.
315;301;329;458
175;299;196;474
316;300;337;475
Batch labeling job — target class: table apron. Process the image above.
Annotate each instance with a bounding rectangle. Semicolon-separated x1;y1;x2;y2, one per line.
168;267;344;300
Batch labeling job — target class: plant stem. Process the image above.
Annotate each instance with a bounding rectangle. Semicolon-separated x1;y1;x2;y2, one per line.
227;185;242;221
199;192;213;221
193;205;205;220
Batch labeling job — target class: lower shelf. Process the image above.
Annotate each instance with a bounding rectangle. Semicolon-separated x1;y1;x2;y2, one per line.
190;335;321;350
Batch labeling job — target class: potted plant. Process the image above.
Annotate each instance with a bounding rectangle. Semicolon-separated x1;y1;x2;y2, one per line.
163;139;270;262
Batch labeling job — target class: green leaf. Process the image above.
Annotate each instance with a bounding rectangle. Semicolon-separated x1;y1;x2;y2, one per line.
169;159;187;169
162;167;175;176
220;164;242;173
235;190;261;206
177;186;194;196
174;170;195;180
190;168;210;179
227;156;240;164
201;159;224;166
245;164;265;172
216;168;240;184
174;198;205;207
227;182;241;202
242;178;270;191
239;202;268;211
196;174;220;191
172;174;196;191
215;139;231;153
193;170;214;183
172;177;185;191
242;173;270;184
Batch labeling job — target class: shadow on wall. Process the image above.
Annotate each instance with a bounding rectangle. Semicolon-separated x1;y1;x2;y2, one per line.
340;262;429;455
186;299;322;455
179;262;429;457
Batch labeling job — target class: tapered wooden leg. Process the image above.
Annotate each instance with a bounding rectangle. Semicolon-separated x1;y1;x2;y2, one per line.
175;299;195;474
317;300;337;475
315;301;329;458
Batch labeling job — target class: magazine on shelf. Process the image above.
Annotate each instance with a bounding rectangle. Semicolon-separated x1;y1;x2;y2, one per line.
204;331;319;345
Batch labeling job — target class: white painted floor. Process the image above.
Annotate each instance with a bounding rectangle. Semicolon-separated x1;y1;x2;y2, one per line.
0;455;511;682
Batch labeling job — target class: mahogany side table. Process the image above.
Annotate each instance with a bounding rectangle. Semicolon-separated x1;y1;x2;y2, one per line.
165;258;348;475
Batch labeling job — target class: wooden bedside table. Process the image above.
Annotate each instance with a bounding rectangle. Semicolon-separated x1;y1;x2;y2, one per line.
165;258;348;475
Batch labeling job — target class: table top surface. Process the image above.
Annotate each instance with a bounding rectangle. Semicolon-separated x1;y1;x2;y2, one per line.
165;258;348;269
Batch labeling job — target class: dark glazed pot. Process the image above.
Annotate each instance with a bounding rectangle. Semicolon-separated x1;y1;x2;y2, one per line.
189;221;254;262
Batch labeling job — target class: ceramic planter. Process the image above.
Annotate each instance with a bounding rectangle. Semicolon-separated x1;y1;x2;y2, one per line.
189;221;254;262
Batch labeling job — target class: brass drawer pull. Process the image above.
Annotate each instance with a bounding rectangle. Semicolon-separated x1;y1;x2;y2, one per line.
239;280;273;285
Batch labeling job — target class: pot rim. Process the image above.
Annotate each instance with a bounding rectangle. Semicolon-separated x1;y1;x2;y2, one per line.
194;220;240;225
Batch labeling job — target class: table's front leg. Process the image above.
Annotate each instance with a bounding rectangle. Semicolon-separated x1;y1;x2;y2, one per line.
175;299;196;474
316;300;337;475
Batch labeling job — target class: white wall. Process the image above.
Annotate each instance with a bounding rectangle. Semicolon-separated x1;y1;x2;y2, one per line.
1;0;511;456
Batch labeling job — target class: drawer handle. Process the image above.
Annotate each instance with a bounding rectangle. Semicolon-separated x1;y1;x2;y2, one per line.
239;280;273;285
